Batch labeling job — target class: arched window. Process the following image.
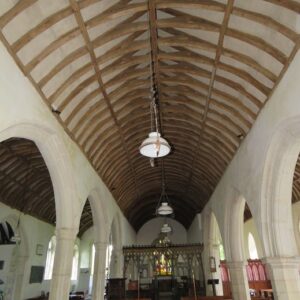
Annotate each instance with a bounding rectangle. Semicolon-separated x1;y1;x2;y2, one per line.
248;233;259;259
71;245;79;280
44;236;56;280
105;244;113;279
89;244;96;294
90;244;95;276
219;244;225;260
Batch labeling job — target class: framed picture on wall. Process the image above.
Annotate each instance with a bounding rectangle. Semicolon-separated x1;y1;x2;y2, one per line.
29;266;44;283
36;244;44;256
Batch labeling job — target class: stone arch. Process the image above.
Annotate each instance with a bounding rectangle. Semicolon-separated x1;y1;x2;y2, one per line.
0;122;78;229
222;190;252;300
74;189;110;298
221;189;246;262
260;116;300;257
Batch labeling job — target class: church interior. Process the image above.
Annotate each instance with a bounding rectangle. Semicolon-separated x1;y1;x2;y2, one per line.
0;1;300;300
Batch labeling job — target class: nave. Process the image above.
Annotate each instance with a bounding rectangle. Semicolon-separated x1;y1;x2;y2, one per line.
0;1;300;300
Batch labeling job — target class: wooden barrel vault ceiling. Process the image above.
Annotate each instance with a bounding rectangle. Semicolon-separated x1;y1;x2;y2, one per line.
0;0;300;231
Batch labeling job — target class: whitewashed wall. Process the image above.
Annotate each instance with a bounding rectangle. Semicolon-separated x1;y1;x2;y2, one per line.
0;202;55;299
187;213;202;243
136;217;187;245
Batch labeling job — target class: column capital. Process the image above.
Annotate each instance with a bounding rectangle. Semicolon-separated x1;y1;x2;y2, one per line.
55;227;78;240
262;256;300;269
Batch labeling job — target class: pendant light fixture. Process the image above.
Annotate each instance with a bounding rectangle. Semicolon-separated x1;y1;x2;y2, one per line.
161;222;172;233
139;94;171;158
156;162;173;216
139;9;171;159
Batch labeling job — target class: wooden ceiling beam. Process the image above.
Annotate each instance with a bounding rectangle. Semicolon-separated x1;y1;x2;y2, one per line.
69;0;142;202
159;64;264;107
263;0;300;13
232;6;299;43
86;2;147;29
160;7;287;64
156;0;226;12
12;6;74;53
24;27;82;74
159;27;277;83
0;0;38;29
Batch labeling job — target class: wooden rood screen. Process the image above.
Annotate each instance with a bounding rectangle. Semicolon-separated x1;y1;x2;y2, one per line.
220;260;271;297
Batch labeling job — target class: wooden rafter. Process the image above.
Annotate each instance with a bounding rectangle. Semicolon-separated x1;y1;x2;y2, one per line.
69;0;141;201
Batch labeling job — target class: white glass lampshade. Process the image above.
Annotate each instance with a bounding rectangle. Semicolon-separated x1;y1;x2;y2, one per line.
161;223;172;233
139;132;171;158
157;202;173;215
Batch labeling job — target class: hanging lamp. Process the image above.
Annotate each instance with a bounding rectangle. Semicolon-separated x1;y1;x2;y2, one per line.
161;223;172;233
139;81;170;158
139;11;171;158
156;162;173;216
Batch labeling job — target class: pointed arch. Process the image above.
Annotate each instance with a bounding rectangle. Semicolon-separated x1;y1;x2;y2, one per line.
0;122;78;229
260;116;300;257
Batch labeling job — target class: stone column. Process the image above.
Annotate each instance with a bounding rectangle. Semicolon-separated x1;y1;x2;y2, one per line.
49;228;77;300
13;255;29;300
264;257;300;300
227;261;250;300
92;241;107;300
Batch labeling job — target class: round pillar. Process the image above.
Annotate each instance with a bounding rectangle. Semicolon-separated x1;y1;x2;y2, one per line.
49;228;77;300
92;241;108;300
264;257;300;300
227;261;250;300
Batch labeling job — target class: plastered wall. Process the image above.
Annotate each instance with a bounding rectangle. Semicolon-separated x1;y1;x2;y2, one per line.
187;213;202;243
136;217;187;245
0;202;55;299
